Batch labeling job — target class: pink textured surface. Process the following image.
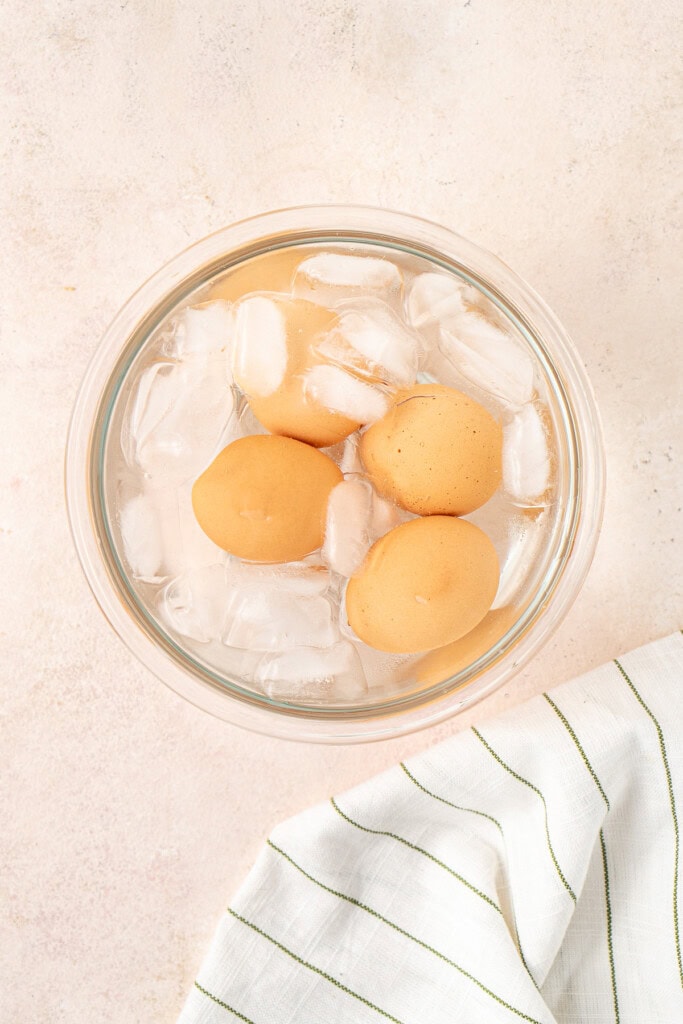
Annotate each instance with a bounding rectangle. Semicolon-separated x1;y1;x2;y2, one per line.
1;2;680;1021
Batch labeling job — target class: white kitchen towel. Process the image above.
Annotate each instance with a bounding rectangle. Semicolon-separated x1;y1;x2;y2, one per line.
178;631;683;1024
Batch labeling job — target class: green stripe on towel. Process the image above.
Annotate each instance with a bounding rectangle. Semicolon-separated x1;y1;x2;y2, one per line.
194;981;256;1022
472;727;577;903
227;907;406;1023
267;840;546;1024
330;796;502;915
399;760;535;985
615;658;682;988
544;693;619;1021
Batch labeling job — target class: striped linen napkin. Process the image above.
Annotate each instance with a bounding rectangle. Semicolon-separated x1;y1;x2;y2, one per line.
178;631;683;1024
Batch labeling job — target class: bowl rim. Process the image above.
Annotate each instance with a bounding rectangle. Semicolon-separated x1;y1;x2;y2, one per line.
65;203;605;743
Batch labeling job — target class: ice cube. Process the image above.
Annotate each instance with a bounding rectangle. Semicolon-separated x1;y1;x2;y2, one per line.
490;512;548;610
337;580;354;635
503;404;552;505
464;489;549;609
292;253;402;309
255;641;367;703
320;439;347;465
315;300;420;387
158;564;229;643
355;644;417;694
119;492;166;580
406;272;478;330
124;359;234;483
440;311;535;407
172;301;233;358
228;559;331;597
221;562;339;651
418;343;468;390
119;482;226;582
231;295;288;397
339;433;363;475
322;478;374;578
222;589;338;651
230;392;269;439
192;397;266;476
201;642;262;684
462;488;510;571
118;483;187;581
177;481;226;567
122;361;175;467
370;489;411;540
417;343;503;420
304;364;390;424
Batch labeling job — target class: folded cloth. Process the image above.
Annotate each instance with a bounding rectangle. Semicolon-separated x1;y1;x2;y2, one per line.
178;632;683;1024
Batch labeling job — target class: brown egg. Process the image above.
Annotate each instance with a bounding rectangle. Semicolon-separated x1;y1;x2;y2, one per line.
414;606;519;686
231;294;360;447
345;516;499;653
191;435;342;562
360;383;502;515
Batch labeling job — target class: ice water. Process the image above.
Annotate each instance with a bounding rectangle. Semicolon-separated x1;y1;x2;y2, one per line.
105;243;557;708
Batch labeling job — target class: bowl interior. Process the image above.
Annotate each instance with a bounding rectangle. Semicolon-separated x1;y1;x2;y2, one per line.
67;208;603;741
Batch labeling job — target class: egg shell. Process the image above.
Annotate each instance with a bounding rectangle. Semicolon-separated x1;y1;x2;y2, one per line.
360;383;502;515
191;434;342;562
413;605;518;686
232;294;359;447
345;515;500;653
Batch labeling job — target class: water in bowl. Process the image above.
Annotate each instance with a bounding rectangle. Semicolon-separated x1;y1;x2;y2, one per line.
104;242;556;708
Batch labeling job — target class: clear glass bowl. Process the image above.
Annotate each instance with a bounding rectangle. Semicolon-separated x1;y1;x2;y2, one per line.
65;205;605;742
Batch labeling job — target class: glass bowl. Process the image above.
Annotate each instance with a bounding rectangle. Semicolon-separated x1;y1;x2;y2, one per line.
65;205;604;742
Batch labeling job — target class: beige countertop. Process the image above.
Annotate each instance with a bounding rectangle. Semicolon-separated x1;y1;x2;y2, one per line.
2;2;680;1020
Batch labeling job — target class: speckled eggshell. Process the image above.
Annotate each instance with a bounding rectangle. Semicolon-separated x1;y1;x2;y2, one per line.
360;383;502;515
345;515;500;653
191;434;342;562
